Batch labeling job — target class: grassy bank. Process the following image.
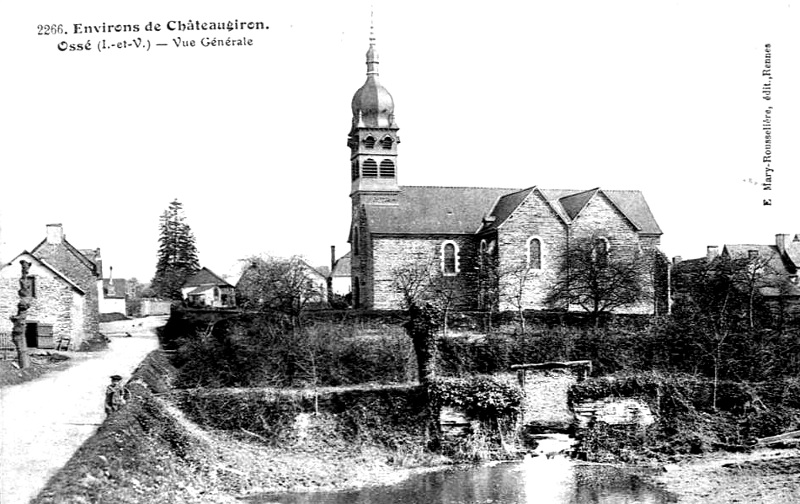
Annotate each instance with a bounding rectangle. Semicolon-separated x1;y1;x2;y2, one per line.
32;351;449;503
0;351;72;388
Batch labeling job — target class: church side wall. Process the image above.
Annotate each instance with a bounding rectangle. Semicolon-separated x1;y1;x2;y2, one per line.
496;192;568;311
371;235;479;311
569;194;655;315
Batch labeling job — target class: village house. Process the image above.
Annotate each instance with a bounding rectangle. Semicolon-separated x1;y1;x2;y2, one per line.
0;224;102;350
672;234;800;313
0;252;86;350
181;267;236;308
99;266;128;316
328;247;352;297
346;36;666;313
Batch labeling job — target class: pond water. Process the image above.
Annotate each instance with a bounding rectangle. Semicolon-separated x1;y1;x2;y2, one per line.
245;436;677;504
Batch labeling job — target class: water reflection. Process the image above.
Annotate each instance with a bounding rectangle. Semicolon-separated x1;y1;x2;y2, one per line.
246;457;676;504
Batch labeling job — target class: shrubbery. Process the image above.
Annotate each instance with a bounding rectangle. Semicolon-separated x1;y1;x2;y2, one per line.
571;374;800;461
171;315;415;388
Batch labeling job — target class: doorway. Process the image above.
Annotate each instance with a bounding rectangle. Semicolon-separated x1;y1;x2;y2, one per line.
25;323;38;348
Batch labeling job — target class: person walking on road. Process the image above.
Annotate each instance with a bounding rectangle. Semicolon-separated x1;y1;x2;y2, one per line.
104;374;129;415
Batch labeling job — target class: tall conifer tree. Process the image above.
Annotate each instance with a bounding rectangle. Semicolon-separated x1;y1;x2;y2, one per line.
151;199;200;299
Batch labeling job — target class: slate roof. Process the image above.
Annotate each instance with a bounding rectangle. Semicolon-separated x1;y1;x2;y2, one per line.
31;240;100;276
363;186;662;236
480;188;535;232
2;251;86;295
541;189;662;235
186;285;215;296
365;186;515;235
558;188;599;220
722;244;789;277
183;267;234;288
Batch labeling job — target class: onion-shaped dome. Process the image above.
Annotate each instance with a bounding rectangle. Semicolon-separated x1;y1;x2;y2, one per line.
351;40;396;128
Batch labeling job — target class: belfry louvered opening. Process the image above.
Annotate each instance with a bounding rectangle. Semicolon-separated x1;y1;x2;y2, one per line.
379;159;395;177
362;159;378;177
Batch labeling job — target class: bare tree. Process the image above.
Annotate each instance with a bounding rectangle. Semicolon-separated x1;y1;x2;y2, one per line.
391;254;437;309
546;237;652;326
391;253;466;336
10;260;32;369
236;255;326;329
729;252;778;329
498;262;534;333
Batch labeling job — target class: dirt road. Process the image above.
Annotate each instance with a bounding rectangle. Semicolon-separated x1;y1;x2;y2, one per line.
0;317;165;504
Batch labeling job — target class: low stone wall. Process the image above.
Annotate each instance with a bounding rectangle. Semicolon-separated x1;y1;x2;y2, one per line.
513;361;591;431
572;397;655;429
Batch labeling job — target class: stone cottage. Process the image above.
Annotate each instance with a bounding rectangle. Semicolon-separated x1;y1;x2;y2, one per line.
346;36;666;313
181;267;236;308
0;251;86;349
27;223;102;337
672;234;800;315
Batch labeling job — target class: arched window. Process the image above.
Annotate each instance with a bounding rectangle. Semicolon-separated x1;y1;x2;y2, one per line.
362;159;378;177
527;237;542;270
380;136;394;149
593;237;609;264
364;136;376;149
441;241;459;275
379;159;395;177
479;239;487;272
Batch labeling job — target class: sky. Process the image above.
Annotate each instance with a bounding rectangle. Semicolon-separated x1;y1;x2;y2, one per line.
2;1;799;282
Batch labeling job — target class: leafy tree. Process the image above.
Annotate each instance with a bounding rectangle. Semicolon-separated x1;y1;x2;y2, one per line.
236;255;326;329
546;236;653;326
151;199;200;300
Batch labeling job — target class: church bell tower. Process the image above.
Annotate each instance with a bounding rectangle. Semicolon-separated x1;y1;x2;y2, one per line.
348;27;400;206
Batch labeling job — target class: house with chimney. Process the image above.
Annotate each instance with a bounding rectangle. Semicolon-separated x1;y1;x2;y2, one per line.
0;224;101;350
100;266;128;316
671;233;800;316
328;247;352;297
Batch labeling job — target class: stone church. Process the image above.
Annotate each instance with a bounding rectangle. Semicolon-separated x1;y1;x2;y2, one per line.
347;35;666;314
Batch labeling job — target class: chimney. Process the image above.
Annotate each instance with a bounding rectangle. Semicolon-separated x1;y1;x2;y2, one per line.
46;223;64;244
330;245;336;273
706;245;719;262
109;266;113;282
672;256;682;266
777;233;789;255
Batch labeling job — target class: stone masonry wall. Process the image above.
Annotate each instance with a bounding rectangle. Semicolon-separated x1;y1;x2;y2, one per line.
0;261;85;349
569;193;655;315
350;205;374;309
497;190;568;311
519;368;577;429
34;243;99;336
372;235;479;311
